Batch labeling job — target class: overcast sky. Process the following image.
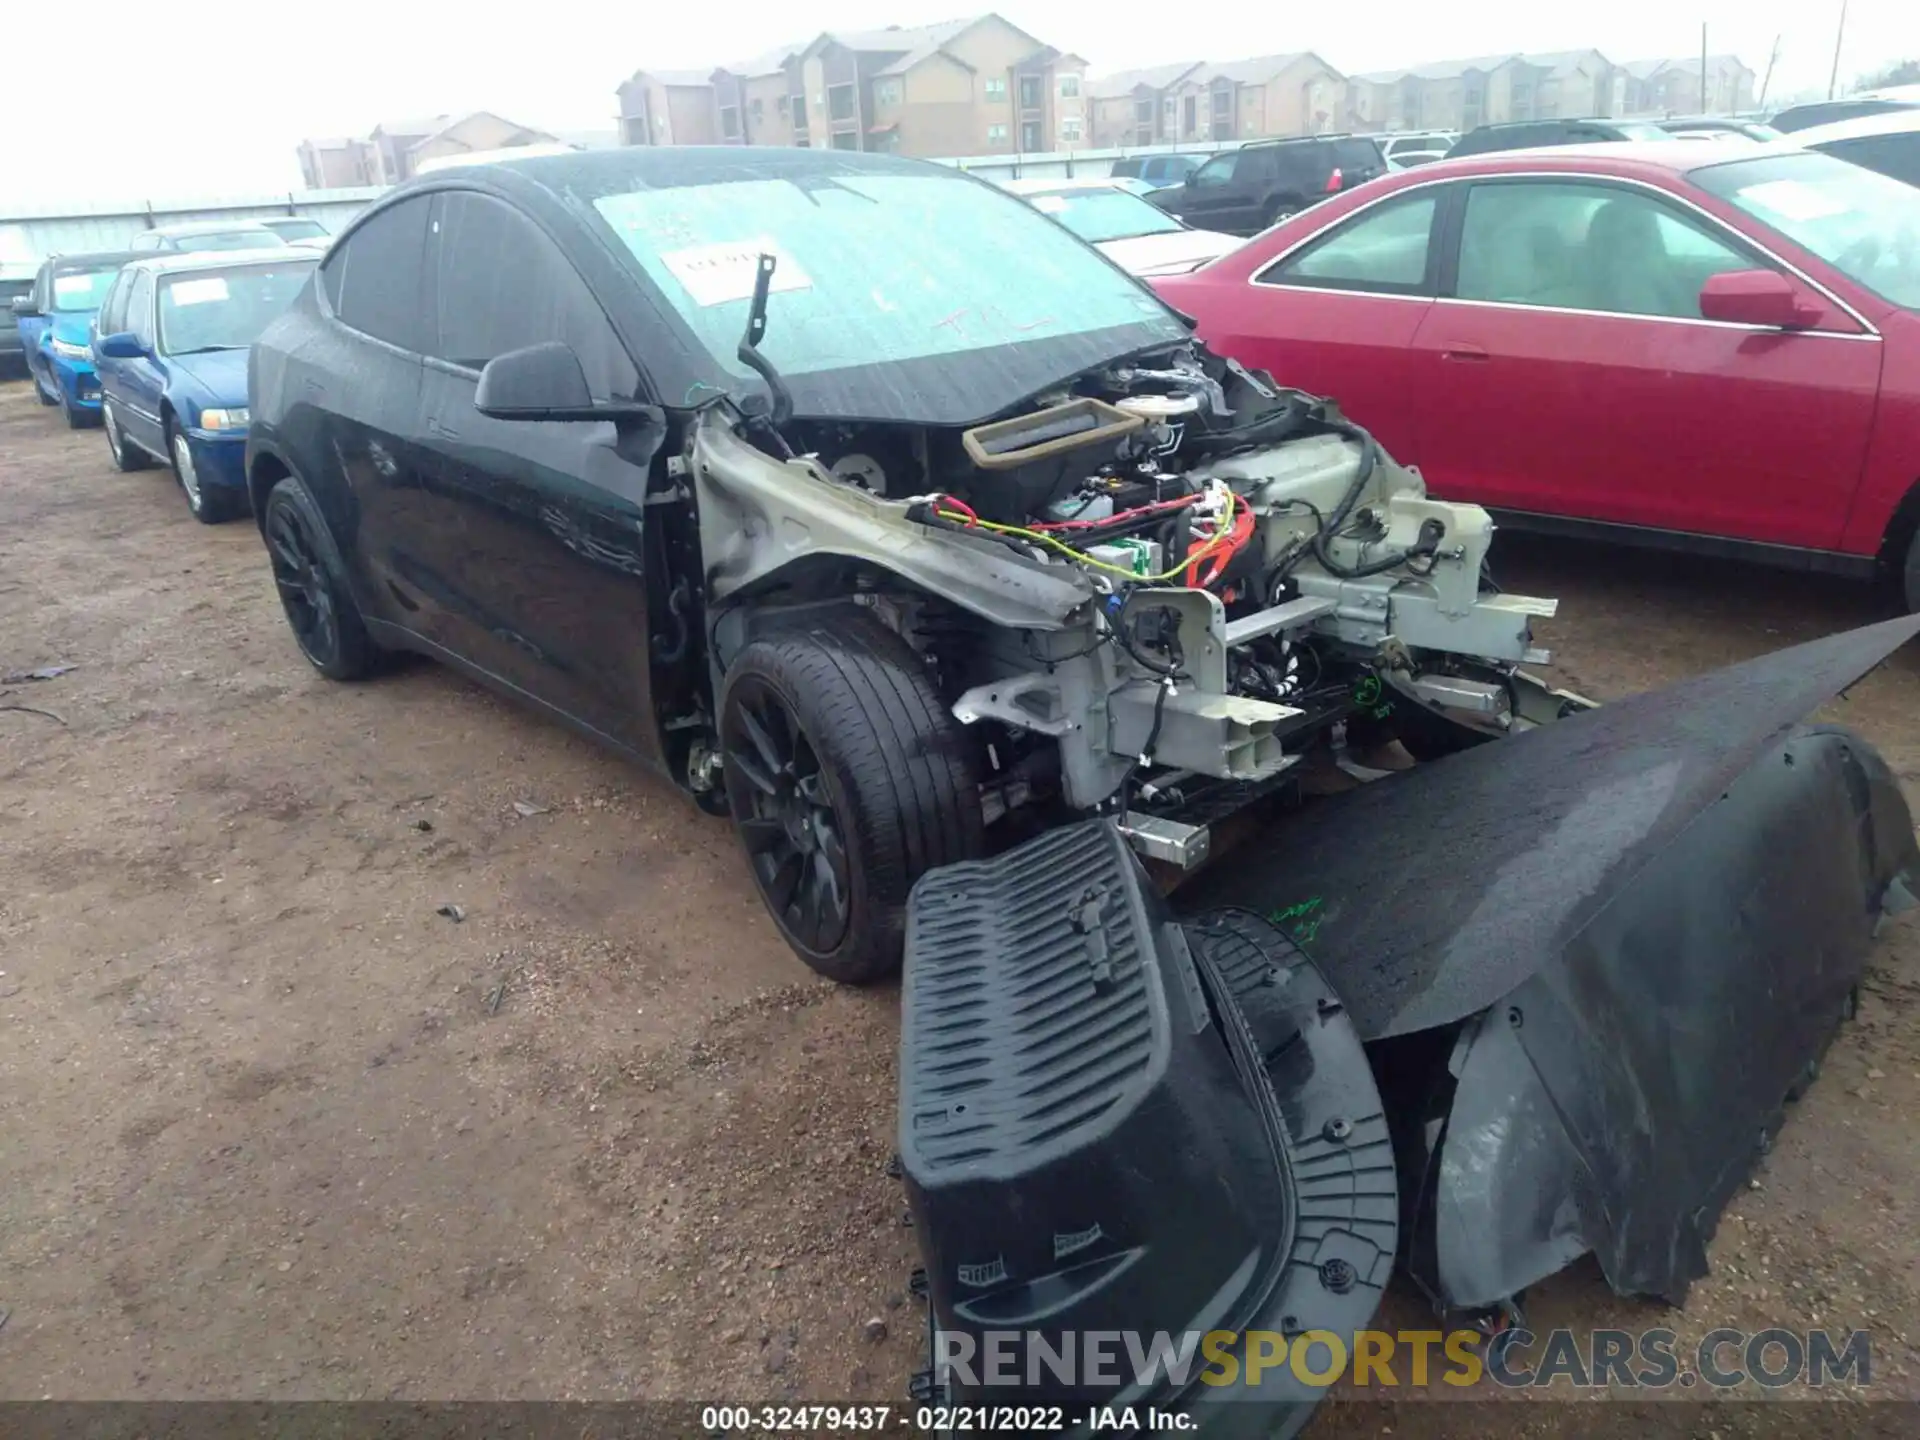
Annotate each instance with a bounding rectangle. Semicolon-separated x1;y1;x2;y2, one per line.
0;0;1908;206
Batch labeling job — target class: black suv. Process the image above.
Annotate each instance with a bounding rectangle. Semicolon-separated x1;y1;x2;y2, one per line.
1147;134;1386;235
1445;117;1674;158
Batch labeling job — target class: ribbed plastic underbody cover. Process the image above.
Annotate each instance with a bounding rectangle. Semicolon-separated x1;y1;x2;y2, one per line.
900;821;1395;1435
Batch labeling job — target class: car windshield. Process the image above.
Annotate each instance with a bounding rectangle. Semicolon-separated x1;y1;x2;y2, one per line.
1614;121;1676;141
1694;150;1920;309
178;230;288;252
157;260;318;354
1024;187;1185;243
588;167;1187;423
50;268;121;312
265;219;327;240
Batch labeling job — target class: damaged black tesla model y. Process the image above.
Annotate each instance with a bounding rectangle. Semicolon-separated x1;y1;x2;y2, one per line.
245;147;1918;1436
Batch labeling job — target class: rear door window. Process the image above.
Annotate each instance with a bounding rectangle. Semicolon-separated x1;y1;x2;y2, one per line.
325;196;432;352
425;190;639;400
1231;148;1276;186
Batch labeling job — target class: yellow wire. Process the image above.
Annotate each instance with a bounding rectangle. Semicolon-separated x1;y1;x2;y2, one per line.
933;490;1239;585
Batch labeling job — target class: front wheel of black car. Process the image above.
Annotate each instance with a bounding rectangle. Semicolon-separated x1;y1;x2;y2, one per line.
719;609;984;984
262;474;374;682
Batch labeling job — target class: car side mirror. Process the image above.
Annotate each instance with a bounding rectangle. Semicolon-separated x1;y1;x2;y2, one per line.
11;296;41;318
96;331;145;360
474;341;602;421
1698;269;1819;329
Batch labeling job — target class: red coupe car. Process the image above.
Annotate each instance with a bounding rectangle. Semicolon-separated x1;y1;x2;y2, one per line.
1151;142;1920;605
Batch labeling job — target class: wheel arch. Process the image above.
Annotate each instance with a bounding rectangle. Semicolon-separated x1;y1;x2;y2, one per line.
247;447;293;533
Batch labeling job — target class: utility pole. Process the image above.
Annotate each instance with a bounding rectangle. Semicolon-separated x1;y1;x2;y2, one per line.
1828;0;1849;99
1759;34;1781;109
1700;23;1709;114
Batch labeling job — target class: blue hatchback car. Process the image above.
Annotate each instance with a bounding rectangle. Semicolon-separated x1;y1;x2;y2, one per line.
12;250;141;427
91;248;319;523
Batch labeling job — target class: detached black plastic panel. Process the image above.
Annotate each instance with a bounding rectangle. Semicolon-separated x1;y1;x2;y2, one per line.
900;822;1395;1437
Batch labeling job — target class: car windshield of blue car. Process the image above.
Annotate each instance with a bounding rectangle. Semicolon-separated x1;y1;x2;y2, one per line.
158;261;318;355
589;170;1187;421
51;269;121;312
1694;149;1920;310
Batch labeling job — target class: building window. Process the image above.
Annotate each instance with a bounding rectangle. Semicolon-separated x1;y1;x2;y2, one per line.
1019;75;1042;109
1060;116;1083;142
1134;97;1153;123
828;83;856;122
1183;95;1197;134
830;131;858;150
1059;73;1080;99
789;95;807;128
750;98;764;122
987;122;1008;142
1021;119;1042;151
986;77;1007;100
1164;95;1178;118
720;106;740;140
874;78;902;107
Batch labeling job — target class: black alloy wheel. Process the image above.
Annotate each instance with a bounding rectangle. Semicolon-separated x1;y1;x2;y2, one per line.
718;609;984;984
262;477;372;681
724;675;853;958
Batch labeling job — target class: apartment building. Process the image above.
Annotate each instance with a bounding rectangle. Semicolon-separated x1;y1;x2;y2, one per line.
296;113;560;189
617;13;1087;159
1086;62;1205;147
1620;55;1758;116
1348;51;1625;132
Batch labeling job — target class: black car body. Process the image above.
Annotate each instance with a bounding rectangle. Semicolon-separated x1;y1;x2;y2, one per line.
1147;135;1387;234
245;145;1565;984
1445;116;1674;158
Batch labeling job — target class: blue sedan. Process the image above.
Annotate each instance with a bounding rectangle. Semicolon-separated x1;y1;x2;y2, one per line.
91;249;318;523
12;250;141;427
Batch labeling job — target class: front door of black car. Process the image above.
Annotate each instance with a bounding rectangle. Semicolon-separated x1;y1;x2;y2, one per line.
313;194;432;626
413;188;660;755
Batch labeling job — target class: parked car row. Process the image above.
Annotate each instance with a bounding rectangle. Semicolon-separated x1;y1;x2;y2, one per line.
9;218;326;518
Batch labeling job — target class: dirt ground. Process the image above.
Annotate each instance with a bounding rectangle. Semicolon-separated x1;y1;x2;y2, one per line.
2;374;1917;1432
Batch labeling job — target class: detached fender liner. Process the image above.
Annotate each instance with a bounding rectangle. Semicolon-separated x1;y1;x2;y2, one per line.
899;822;1396;1438
1178;616;1920;1311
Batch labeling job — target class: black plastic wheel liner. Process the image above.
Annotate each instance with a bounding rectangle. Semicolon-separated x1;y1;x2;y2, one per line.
1179;616;1920;1309
899;822;1397;1439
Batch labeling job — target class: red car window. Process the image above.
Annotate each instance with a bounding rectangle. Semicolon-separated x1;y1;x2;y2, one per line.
1259;192;1441;294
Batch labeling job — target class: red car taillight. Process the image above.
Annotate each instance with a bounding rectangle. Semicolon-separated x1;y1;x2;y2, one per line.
1325;167;1344;192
